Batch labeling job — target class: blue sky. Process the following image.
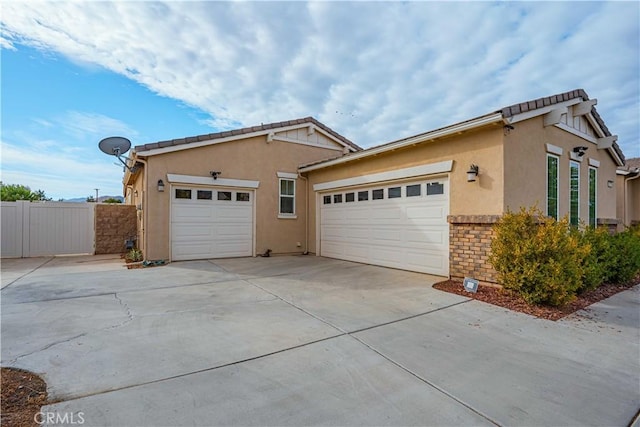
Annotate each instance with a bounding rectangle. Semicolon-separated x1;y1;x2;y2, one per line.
1;1;639;200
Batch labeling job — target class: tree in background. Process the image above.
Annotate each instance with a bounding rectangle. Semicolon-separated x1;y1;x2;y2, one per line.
0;182;51;201
102;197;122;204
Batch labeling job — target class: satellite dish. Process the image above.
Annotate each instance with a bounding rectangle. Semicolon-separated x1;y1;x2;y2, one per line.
99;136;131;156
98;136;137;173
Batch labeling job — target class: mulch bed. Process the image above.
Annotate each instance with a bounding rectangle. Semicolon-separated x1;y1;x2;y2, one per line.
433;278;639;321
1;367;47;427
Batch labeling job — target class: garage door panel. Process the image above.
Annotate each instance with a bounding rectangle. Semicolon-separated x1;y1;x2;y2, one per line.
405;250;445;270
171;186;253;261
172;243;215;260
321;225;344;240
343;244;369;263
218;225;252;238
406;205;446;220
321;241;346;257
345;227;370;240
319;178;449;276
370;247;404;265
370;207;402;220
404;228;446;245
172;205;214;220
217;205;252;220
369;227;402;243
171;224;215;240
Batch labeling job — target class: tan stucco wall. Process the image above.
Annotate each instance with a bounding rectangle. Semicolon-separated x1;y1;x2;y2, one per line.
123;169;145;254
304;125;505;252
134;136;342;260
632;178;640;224
618;174;640;227
503;116;618;221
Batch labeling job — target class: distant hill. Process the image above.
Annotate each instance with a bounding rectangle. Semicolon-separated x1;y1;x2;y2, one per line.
64;195;125;203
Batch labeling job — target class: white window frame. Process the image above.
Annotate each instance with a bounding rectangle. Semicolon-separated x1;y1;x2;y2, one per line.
588;166;597;228
278;174;297;219
546;154;559;220
569;160;580;226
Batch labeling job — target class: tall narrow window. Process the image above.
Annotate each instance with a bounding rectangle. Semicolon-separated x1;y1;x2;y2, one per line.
279;179;295;215
546;155;559;220
588;167;597;227
569;161;580;226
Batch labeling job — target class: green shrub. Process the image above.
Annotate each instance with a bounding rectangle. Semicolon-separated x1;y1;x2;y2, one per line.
576;226;615;293
126;248;143;262
607;229;640;284
489;207;587;306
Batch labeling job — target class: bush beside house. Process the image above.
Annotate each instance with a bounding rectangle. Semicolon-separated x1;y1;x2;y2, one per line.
490;207;640;307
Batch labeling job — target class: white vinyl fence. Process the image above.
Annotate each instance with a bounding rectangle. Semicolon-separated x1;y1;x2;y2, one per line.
1;201;95;258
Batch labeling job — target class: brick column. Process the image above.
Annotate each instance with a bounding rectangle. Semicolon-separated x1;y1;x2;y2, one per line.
95;204;137;254
597;218;620;235
448;215;501;283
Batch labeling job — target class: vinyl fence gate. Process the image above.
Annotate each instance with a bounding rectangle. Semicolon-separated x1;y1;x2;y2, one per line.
1;201;95;258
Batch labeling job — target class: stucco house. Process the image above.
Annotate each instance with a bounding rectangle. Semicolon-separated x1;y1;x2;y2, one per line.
124;118;361;262
124;89;625;283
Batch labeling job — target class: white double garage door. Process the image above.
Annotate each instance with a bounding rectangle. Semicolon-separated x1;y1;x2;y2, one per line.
319;177;449;276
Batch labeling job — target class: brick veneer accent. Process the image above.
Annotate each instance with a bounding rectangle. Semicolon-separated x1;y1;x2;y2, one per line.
597;218;620;235
448;215;501;283
95;204;137;254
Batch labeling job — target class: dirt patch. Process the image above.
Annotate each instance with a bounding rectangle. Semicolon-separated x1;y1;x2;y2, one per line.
433;279;638;321
1;367;47;427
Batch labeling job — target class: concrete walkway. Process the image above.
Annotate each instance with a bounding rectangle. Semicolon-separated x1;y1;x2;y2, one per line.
1;255;638;426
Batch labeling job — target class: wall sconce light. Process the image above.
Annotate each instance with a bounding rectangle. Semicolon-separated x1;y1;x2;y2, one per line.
467;164;479;182
157;179;165;192
503;124;514;135
134;190;138;197
210;171;222;180
607;180;614;188
573;146;589;157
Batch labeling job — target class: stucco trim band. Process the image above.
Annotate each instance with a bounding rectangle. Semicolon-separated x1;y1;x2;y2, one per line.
312;160;453;192
448;215;501;224
166;174;260;189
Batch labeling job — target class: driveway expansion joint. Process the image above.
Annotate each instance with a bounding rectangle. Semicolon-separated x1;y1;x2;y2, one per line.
1;256;54;290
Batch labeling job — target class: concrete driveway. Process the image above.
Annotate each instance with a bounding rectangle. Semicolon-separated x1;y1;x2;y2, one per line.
1;255;638;426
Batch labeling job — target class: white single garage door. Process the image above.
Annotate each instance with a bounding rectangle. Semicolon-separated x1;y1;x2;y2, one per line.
171;186;254;261
319;178;449;276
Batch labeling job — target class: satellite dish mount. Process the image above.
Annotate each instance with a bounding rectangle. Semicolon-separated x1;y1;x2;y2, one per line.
98;137;137;173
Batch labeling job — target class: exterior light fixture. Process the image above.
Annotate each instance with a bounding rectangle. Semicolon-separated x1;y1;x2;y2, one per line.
157;179;165;192
210;171;222;180
607;180;614;188
573;146;588;157
467;164;479;182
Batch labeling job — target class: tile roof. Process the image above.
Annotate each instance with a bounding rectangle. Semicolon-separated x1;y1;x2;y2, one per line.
134;117;361;153
501;88;624;163
301;89;626;170
619;157;640;171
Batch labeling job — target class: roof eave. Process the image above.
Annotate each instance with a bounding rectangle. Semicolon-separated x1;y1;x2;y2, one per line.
299;112;504;173
136;121;358;157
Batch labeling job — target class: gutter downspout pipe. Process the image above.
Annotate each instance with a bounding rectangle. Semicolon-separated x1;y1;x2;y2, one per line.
298;172;309;254
624;168;640;227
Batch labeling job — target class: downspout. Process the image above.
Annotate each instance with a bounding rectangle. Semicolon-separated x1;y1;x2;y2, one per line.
624;169;640;226
298;172;309;254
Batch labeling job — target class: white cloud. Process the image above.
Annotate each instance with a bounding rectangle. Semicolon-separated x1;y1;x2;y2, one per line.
0;138;126;200
0;111;137;200
58;111;139;141
1;1;638;158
